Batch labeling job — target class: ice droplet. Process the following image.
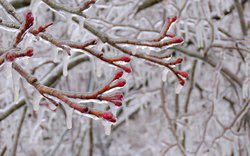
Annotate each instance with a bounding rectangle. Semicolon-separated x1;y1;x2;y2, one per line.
63;54;70;77
33;91;42;111
161;68;169;82
63;103;74;129
102;120;112;135
175;83;183;94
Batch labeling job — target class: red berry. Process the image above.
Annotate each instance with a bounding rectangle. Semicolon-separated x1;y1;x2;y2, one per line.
102;112;113;120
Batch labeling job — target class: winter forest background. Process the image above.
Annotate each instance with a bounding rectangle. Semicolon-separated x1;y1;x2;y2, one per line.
0;0;250;156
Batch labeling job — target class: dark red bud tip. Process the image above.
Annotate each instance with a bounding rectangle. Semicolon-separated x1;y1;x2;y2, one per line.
175;37;184;43
170;16;177;23
115;79;126;87
25;47;33;57
179;72;188;78
166;33;175;38
120;56;131;62
112;100;122;106
179;78;185;86
102;112;113;120
114;94;123;99
6;53;15;61
114;70;123;79
25;11;34;25
176;58;183;64
109;117;116;123
123;66;132;73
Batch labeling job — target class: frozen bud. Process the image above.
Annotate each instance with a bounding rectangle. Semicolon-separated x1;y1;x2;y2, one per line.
178;78;185;86
120;56;131;62
25;11;34;26
109;117;116;123
123;66;132;73
174;37;184;43
114;94;123;100
179;72;188;78
25;47;33;57
175;58;183;64
170;16;177;23
114;70;123;79
115;79;126;87
112;100;122;106
6;53;15;61
102;112;113;120
166;33;175;38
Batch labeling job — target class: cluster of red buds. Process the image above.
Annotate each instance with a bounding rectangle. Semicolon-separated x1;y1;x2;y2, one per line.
6;47;33;61
0;47;33;65
109;56;132;73
30;23;53;35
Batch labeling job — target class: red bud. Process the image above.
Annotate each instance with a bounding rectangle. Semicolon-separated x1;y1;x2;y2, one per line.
179;72;188;78
179;78;185;86
114;70;123;79
174;37;184;43
114;94;123;99
123;66;132;73
25;11;34;26
6;53;15;61
120;56;131;62
170;16;177;23
102;112;113;120
115;79;126;87
111;100;122;106
176;58;183;64
25;47;33;57
109;117;116;123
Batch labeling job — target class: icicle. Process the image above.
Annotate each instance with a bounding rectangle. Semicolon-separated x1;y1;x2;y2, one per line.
175;83;183;94
96;62;102;78
63;54;70;77
109;104;119;116
102;120;112;135
53;50;60;63
162;68;169;82
242;78;250;99
12;68;20;104
63;103;74;129
33;91;42;111
48;101;57;111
